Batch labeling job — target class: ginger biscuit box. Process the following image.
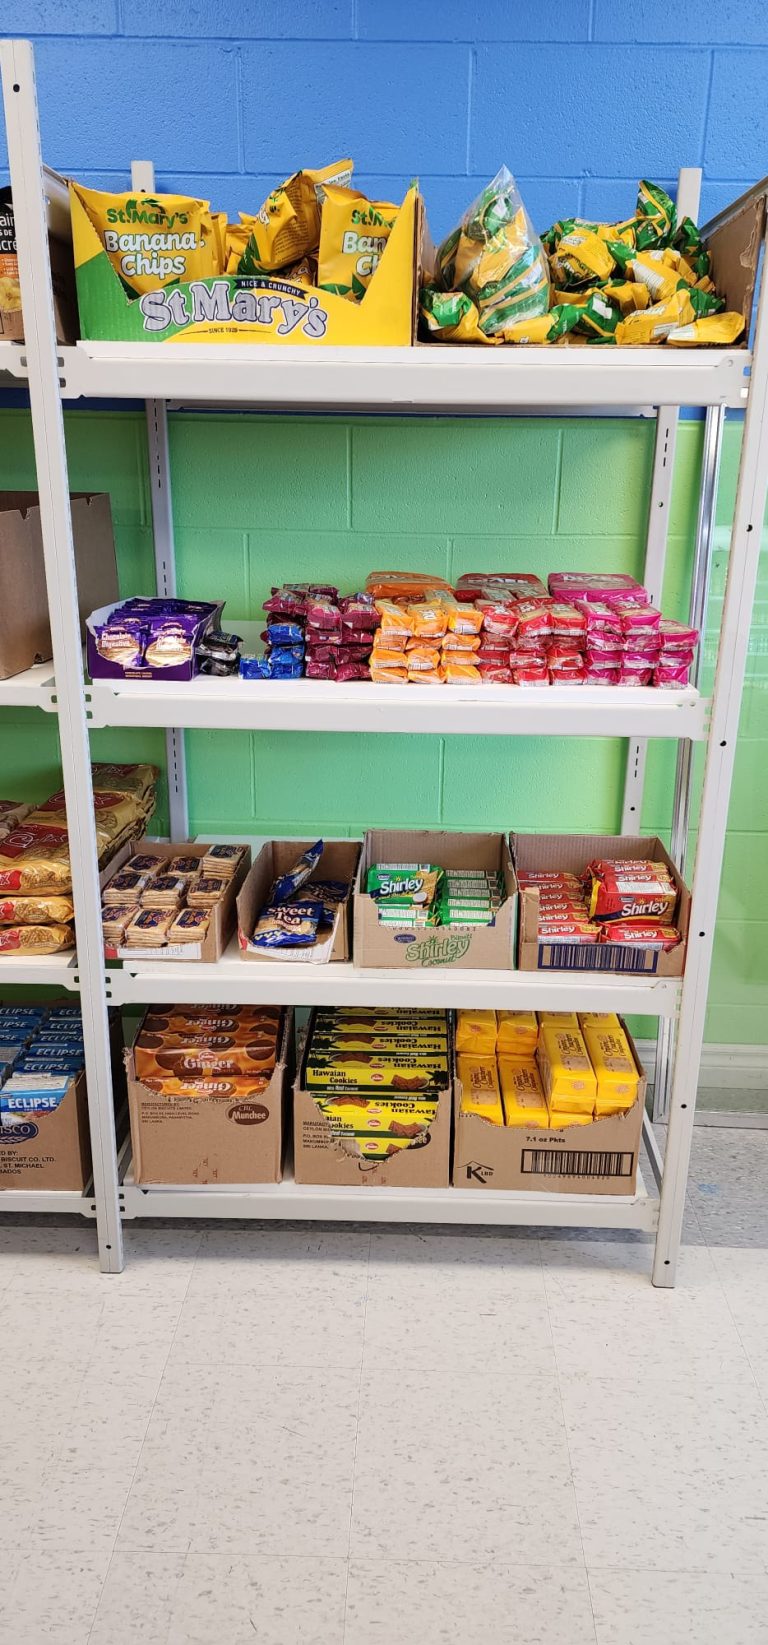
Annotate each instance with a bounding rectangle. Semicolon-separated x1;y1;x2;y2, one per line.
126;1008;293;1185
453;1018;647;1196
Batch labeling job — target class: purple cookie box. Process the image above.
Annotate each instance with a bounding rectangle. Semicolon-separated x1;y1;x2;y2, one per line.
87;598;224;681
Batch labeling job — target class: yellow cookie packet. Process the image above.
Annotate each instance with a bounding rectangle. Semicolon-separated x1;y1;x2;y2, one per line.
318;186;400;301
70;183;218;296
237;159;353;274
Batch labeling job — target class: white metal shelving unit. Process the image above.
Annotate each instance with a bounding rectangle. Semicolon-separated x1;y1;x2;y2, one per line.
2;37;767;1282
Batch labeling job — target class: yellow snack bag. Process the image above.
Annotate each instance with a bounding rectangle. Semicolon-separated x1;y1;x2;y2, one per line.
499;1057;548;1127
318;186;400;301
456;1009;497;1056
71;184;218;296
496;1011;538;1056
550;229;616;287
626;252;680;303
210;211;227;274
667;312;745;346
237;159;353;274
602;279;650;315
615;289;696;345
225;220;251;273
458;1055;503;1124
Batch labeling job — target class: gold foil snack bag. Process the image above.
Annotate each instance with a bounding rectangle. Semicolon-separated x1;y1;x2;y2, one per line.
71;184;218;296
318;186;400;301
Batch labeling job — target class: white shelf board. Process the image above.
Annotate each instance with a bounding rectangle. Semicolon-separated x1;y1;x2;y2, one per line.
63;340;751;411
106;935;681;1014
87;672;708;739
0;1185;93;1214
120;1157;657;1231
0;659;56;710
0;952;79;989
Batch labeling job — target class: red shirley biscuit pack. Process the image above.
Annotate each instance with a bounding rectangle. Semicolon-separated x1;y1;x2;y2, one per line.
586;860;677;924
601;922;682;950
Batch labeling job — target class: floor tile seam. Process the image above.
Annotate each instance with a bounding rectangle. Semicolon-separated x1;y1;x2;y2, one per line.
343;1231;372;1644
105;1258;199;1565
708;1245;768;1422
85;1551;177;1645
538;1242;596;1631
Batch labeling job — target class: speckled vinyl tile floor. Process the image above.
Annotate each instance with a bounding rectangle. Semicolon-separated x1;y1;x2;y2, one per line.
1;1123;768;1645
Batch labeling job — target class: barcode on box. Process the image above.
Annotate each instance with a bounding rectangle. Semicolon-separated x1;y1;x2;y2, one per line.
537;942;658;973
521;1148;634;1179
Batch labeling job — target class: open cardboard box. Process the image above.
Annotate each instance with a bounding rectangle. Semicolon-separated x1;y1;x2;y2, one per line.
0;494;118;681
512;832;689;977
0;1005;124;1191
293;1010;452;1188
453;1018;647;1196
237;840;360;964
70;181;424;346
126;1007;293;1185
0;185;78;343
86;597;223;682
103;840;251;962
355;829;517;970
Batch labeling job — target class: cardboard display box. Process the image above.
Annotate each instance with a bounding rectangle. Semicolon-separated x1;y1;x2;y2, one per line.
0;186;78;343
453;1020;647;1196
354;829;517;971
70;181;423;347
513;832;689;977
237;840;360;964
86;598;224;683
0;1005;125;1191
0;1068;91;1191
103;840;251;963
127;1008;293;1186
0;493;118;681
293;1018;451;1188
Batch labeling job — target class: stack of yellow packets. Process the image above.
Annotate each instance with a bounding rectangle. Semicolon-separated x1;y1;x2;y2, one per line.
456;1009;640;1129
303;1007;450;1158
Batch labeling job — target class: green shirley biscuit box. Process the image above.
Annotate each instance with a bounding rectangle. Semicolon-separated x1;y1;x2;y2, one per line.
355;829;518;970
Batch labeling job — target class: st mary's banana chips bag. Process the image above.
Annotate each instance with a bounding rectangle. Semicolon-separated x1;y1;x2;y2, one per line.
234;160;353;276
70;185;218;297
318;186;400;302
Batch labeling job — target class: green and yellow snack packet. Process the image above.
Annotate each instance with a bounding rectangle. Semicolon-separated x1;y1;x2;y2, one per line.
420;285;486;342
602;279;651;315
477;244;552;334
575;289;620;341
615;288;698;344
237;159;353;275
71;184;218;296
435;166;550;329
499;303;580;344
318;186;399;301
549;229;616;288
635;179;676;249
666;312;745;346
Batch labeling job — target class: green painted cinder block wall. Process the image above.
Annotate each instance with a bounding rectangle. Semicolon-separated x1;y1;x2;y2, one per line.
0;407;765;1047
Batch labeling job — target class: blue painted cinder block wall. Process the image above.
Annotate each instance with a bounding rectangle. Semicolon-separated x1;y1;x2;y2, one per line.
1;1;766;238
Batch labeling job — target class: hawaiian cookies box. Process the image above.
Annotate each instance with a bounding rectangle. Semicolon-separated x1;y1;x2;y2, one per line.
355;830;518;970
293;1006;451;1188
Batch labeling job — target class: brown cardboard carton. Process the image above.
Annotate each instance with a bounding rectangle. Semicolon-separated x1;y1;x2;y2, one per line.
237;839;360;964
0;1069;91;1190
0;185;78;344
0;493;118;680
453;1020;647;1195
293;1016;451;1187
127;1008;293;1185
512;832;689;977
355;829;517;970
103;840;251;963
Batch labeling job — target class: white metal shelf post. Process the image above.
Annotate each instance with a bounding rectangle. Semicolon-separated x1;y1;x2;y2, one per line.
621;168;702;836
653;210;768;1285
129;159;188;840
0;40;123;1271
